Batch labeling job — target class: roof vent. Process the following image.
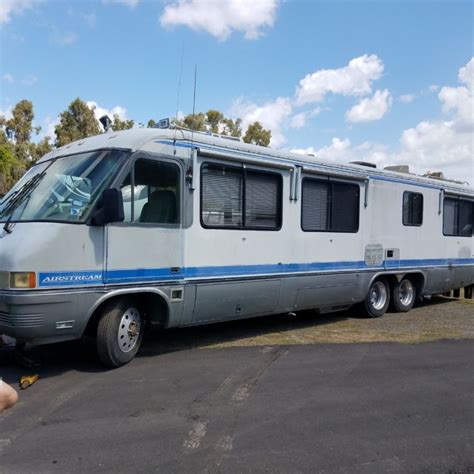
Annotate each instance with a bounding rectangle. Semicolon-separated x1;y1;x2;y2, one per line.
350;161;377;168
384;165;410;173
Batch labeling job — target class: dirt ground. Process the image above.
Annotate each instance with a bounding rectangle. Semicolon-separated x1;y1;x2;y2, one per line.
135;294;474;356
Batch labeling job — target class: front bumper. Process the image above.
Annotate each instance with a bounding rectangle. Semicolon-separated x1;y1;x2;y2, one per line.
0;289;103;345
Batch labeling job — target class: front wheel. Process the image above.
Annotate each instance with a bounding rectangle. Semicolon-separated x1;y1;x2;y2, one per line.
361;278;390;318
392;278;416;312
96;298;145;368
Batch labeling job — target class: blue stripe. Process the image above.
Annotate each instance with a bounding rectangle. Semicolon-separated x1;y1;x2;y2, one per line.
37;258;474;287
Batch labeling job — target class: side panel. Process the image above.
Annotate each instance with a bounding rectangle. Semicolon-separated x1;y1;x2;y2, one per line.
193;279;281;323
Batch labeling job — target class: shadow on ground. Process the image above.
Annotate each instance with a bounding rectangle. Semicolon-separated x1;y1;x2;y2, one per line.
0;295;469;386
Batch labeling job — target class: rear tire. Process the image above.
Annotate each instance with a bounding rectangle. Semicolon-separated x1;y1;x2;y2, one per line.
96;297;144;368
392;278;416;312
361;278;390;318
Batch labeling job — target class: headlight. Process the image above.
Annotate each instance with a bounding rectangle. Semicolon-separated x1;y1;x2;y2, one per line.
10;272;36;289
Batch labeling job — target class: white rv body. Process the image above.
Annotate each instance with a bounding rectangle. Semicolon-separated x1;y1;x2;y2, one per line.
0;128;472;361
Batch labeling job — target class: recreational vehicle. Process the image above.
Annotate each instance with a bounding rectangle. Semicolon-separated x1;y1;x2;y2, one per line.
0;127;472;367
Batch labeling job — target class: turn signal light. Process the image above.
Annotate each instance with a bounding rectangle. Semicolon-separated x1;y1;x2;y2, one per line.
10;272;36;289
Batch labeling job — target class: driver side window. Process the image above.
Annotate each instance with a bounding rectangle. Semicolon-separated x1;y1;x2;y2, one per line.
120;159;180;225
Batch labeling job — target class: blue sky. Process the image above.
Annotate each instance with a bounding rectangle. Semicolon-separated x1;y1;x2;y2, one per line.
1;0;473;182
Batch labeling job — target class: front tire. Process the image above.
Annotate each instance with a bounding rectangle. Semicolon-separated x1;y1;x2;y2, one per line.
392;278;416;312
361;278;390;318
97;298;144;368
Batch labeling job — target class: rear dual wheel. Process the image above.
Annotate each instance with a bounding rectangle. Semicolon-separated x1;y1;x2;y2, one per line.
392;278;416;312
96;298;145;368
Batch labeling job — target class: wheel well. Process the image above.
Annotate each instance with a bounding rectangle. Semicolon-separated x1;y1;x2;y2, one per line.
382;272;425;298
403;273;425;298
372;272;425;298
83;292;170;338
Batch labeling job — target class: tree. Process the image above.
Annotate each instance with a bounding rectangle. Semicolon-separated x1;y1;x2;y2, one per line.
206;109;224;133
243;121;272;147
55;98;100;147
0;144;25;196
147;119;157;128
111;114;134;131
30;137;53;163
2;100;40;162
181;112;207;132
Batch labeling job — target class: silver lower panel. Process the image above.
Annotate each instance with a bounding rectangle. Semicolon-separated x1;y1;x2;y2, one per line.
0;265;472;345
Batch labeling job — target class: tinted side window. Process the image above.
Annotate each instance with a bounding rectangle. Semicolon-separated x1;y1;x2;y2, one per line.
201;164;243;228
331;182;359;232
302;180;329;231
245;170;282;229
201;163;282;230
302;178;359;233
121;159;180;225
403;192;423;226
443;197;473;237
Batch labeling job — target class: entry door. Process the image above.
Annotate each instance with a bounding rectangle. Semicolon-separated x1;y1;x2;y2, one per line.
105;156;183;286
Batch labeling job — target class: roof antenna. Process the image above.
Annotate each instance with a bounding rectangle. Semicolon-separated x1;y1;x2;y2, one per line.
190;64;198;148
173;41;185;146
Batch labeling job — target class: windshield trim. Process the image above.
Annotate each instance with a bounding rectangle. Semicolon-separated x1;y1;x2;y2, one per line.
0;148;131;226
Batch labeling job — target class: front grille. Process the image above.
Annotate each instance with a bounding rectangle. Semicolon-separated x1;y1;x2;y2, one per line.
0;311;45;329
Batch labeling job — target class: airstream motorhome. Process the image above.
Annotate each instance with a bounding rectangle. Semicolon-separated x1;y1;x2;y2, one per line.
0;126;473;367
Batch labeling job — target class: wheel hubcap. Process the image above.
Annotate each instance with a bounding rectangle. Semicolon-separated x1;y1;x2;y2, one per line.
398;280;414;306
117;307;141;353
370;281;388;310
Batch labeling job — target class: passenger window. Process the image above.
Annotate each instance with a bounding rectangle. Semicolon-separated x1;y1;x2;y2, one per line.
403;192;423;226
121;159;180;225
201;163;282;230
245;171;282;229
201;165;243;228
302;178;359;233
443;197;473;237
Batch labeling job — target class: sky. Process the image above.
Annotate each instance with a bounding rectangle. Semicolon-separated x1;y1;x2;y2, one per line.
0;0;473;183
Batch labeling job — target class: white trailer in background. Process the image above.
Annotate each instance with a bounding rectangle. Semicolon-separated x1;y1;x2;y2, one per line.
0;127;472;366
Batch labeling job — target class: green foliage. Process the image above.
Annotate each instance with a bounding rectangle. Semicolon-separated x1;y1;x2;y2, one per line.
243;121;272;147
30;137;53;163
0;99;273;196
181;112;207;132
55;98;100;147
112;114;134;131
0;144;25;196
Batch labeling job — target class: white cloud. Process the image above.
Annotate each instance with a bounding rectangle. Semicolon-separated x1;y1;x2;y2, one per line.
295;54;384;105
160;0;279;41
438;57;473;128
229;96;292;147
86;101;130;130
400;94;415;104
0;107;13;121
83;12;97;28
103;0;140;7
40;115;59;142
53;32;78;45
21;75;38;86
345;89;392;123
290;58;474;184
291;138;389;168
0;0;40;24
289;107;322;129
2;73;14;84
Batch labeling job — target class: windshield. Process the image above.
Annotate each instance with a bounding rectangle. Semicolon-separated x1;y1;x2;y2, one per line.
0;149;128;224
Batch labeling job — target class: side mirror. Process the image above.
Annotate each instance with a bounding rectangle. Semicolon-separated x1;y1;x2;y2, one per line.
88;188;124;226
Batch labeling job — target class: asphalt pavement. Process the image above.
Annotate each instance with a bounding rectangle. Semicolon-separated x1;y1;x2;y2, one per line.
0;332;473;473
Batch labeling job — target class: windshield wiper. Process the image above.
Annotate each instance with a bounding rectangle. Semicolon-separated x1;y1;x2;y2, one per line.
1;171;47;233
